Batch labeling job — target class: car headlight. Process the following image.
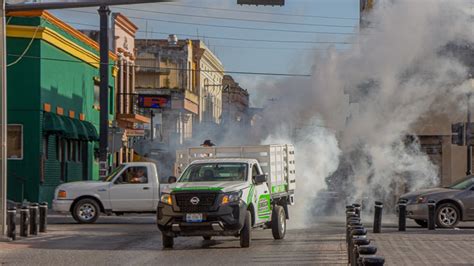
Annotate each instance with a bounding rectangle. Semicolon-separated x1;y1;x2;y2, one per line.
57;190;67;199
160;193;173;205
221;191;242;205
416;196;428;203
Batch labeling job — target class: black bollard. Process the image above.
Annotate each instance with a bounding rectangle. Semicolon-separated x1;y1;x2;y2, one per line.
39;202;48;233
20;206;29;237
353;203;362;217
359;255;385;265
351;237;370;266
427;200;436;230
373;201;383;233
346;223;363;245
7;206;16;240
29;203;39;235
348;228;367;264
398;200;407;231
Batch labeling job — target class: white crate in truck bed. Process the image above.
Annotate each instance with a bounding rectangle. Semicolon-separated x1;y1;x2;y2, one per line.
175;145;296;198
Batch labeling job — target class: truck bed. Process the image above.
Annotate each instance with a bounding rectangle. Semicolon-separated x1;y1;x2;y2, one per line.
175;145;296;200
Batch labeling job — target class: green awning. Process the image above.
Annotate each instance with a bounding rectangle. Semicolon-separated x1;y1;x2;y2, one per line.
43;112;66;135
83;121;99;142
71;119;89;140
59;116;79;139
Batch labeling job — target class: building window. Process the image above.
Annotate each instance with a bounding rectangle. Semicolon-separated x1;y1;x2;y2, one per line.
7;124;23;160
94;81;100;109
77;141;82;162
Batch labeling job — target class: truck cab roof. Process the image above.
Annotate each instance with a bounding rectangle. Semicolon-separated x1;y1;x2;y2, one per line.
190;158;258;165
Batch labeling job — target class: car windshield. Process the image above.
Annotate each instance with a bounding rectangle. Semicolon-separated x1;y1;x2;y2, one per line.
179;163;248;183
103;165;125;182
448;176;474;190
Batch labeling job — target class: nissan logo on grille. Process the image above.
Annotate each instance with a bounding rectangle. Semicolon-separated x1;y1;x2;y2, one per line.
190;197;200;205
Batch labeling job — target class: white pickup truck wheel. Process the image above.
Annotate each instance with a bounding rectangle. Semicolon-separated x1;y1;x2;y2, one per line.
72;198;100;224
272;205;286;240
240;210;251;248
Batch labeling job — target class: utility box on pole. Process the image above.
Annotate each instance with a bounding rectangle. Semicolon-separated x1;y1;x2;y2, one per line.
237;0;285;6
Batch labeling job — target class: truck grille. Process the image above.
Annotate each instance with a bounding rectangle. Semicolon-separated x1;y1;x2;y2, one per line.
174;192;218;213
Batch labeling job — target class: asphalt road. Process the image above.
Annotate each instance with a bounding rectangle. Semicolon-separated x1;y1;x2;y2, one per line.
0;214;347;266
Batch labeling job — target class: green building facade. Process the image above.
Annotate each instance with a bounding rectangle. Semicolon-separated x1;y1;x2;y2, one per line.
6;11;116;204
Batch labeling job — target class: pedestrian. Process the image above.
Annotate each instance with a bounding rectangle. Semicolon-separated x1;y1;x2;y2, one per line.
201;140;216;147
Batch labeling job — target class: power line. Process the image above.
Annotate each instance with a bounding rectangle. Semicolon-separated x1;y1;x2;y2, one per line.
7;54;312;77
160;2;359;21
114;6;358;29
63;9;358;36
66;20;353;45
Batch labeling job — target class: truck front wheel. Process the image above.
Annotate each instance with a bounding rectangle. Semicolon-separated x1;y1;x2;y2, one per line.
72;198;100;224
272;205;286;240
162;234;174;249
240;210;251;248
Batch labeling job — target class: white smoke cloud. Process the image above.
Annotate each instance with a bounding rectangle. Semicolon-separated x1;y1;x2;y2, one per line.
252;0;474;219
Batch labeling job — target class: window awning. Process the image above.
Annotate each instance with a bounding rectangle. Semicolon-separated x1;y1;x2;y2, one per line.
83;121;99;141
43;112;66;134
71;119;89;141
43;112;99;141
58;116;79;139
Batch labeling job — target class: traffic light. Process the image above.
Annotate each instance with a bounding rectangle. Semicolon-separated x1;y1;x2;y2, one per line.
452;122;464;146
237;0;285;6
466;122;474;146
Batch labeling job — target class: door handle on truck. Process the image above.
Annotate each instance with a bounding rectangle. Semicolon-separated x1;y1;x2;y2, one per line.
143;187;150;190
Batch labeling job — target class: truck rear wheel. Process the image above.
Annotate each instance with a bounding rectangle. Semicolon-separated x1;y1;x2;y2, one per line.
272;205;286;240
240;210;251;248
162;234;174;249
72;198;100;224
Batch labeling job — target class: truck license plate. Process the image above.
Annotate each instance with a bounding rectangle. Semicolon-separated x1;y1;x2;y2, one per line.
186;213;203;223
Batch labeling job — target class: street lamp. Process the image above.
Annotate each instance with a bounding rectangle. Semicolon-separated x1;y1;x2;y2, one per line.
0;0;173;237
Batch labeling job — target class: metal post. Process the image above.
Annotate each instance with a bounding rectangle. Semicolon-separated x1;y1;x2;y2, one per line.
98;5;110;179
7;206;15;240
467;93;472;175
29;203;38;235
0;0;7;237
373;201;383;233
398;200;407;231
39;202;47;233
427;200;436;230
150;110;154;141
351;237;370;266
19;206;28;237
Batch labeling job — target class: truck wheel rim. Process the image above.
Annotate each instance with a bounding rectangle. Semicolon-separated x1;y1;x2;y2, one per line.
79;204;96;221
439;207;457;226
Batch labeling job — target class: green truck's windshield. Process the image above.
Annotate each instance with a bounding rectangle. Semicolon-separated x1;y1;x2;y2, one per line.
179;163;248;182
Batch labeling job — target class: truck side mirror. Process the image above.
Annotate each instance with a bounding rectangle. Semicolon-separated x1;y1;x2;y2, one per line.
168;176;177;184
253;174;267;185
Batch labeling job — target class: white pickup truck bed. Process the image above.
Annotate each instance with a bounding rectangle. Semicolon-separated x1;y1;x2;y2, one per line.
175;145;296;199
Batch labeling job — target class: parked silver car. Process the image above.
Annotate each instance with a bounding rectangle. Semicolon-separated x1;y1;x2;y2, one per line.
399;176;474;228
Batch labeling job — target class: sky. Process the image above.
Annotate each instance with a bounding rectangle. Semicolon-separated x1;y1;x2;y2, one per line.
47;0;360;101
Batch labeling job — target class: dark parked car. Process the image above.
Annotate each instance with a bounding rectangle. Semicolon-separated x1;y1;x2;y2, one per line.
399;176;474;228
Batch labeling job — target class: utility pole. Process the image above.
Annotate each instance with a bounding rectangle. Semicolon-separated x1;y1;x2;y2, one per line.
467;92;472;176
0;0;6;237
98;5;110;178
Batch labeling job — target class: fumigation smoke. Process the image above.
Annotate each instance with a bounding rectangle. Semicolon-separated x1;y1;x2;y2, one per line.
249;0;474;226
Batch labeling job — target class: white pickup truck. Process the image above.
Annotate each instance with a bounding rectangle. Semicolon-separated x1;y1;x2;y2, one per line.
53;162;160;223
157;145;296;248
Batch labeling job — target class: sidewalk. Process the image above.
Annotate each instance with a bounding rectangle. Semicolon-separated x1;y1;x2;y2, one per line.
366;218;474;265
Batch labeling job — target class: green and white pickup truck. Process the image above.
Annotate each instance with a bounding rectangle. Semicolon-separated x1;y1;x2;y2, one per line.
157;145;296;248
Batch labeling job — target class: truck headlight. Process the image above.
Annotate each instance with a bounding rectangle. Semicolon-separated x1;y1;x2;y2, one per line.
221;191;242;205
58;190;67;199
160;193;173;205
